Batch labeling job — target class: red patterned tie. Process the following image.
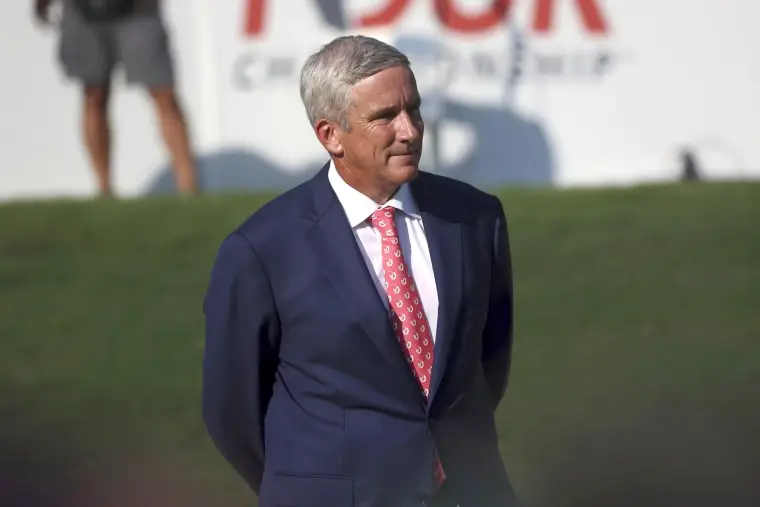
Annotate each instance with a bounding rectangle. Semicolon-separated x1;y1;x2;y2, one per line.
370;207;446;487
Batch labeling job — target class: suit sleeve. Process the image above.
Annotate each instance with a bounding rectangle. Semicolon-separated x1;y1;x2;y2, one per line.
481;197;514;409
202;232;281;494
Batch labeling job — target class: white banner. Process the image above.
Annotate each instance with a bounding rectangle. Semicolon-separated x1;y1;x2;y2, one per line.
1;0;759;201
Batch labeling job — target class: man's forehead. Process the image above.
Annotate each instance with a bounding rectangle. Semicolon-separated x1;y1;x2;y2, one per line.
351;68;419;105
354;66;415;90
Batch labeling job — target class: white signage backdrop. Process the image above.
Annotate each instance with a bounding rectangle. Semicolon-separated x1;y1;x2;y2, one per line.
1;0;758;201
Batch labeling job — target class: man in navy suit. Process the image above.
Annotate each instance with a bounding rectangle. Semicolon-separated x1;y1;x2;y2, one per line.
203;35;517;507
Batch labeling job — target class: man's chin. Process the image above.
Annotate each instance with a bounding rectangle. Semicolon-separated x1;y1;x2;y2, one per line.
390;164;419;184
388;156;420;176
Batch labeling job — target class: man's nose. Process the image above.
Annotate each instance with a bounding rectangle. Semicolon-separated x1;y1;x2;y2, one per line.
396;111;422;142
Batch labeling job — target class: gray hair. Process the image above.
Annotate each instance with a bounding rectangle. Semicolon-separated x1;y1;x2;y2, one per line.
300;35;411;131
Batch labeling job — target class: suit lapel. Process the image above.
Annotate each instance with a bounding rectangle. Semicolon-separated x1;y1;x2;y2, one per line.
412;176;463;405
305;166;418;381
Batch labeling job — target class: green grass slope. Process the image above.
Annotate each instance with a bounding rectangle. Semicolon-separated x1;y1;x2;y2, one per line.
1;182;758;506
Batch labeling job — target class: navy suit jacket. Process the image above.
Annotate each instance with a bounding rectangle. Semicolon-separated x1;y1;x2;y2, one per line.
203;164;516;507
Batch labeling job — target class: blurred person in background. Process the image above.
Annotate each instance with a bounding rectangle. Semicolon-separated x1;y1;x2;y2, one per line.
33;0;199;197
203;35;517;507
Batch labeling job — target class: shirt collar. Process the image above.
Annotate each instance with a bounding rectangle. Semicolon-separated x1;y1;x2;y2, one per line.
328;161;420;228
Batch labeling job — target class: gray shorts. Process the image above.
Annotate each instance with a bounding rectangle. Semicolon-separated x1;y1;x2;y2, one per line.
58;9;174;88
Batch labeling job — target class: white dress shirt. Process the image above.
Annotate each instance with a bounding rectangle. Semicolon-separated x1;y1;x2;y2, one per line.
328;163;440;342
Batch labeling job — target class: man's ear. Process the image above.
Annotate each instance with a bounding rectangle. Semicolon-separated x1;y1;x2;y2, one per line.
315;119;344;157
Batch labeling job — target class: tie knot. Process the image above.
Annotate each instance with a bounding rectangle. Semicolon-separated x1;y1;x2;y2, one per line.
370;207;397;237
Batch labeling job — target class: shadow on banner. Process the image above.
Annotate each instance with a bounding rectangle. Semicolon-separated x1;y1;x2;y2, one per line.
147;30;555;195
146;101;554;195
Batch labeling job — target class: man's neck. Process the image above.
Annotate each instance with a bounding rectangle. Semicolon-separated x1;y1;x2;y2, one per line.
334;161;398;205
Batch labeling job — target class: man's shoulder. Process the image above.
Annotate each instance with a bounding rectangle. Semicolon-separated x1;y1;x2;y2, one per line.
230;178;315;247
415;171;503;215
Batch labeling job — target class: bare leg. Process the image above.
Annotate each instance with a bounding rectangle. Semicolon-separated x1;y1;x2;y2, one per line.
83;85;112;197
148;86;199;195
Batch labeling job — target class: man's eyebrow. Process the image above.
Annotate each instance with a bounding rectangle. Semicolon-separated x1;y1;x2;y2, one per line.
368;97;422;118
368;104;397;118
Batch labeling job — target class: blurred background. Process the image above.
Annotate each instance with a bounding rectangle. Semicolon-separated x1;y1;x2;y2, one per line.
1;0;758;506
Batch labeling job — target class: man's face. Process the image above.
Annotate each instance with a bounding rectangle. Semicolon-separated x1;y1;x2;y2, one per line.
338;65;424;194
